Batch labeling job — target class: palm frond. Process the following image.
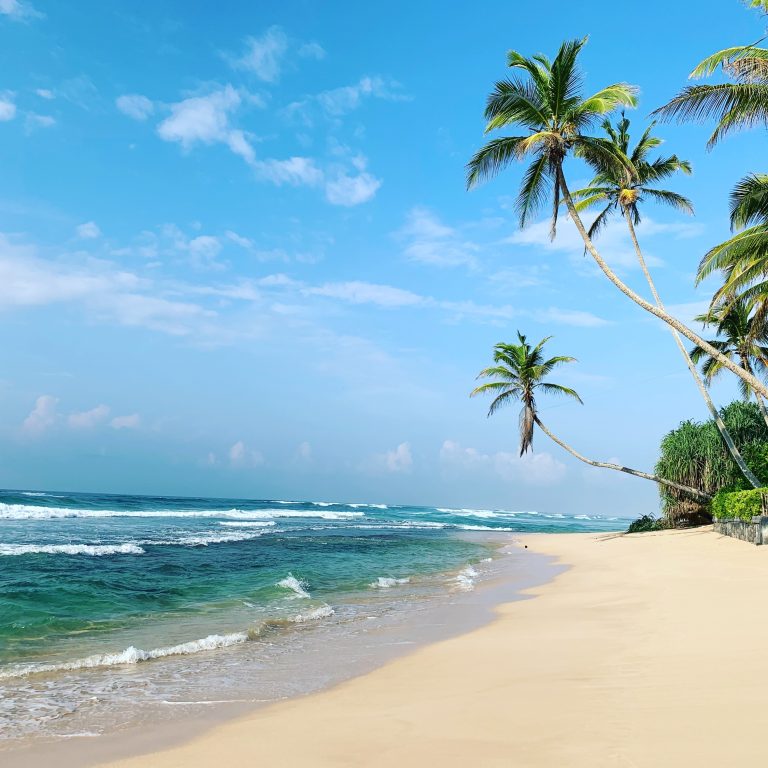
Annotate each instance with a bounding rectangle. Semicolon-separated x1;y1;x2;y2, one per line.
466;136;529;189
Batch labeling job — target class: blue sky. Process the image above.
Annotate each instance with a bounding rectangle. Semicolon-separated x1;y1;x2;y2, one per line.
0;0;763;515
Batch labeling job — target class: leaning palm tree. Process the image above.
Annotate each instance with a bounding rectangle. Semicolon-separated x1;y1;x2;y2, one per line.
571;116;762;488
690;299;768;426
470;333;711;500
466;37;768;400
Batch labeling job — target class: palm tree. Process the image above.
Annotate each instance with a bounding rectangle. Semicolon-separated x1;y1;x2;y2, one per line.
690;299;768;426
466;37;768;401
652;17;768;149
697;174;768;308
654;6;768;319
571;116;762;488
470;333;711;501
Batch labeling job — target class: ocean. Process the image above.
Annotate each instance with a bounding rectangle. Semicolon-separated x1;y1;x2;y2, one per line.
0;489;627;749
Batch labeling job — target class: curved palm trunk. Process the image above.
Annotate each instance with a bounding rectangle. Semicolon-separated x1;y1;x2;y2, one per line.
622;208;762;488
737;351;768;430
556;166;768;401
533;415;711;501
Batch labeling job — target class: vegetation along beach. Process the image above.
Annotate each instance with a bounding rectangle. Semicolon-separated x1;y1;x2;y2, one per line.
4;0;768;765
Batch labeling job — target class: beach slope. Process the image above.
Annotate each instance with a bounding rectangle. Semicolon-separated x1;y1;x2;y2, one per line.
102;528;768;767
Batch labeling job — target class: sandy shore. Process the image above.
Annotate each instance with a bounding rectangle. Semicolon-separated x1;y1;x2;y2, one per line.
97;527;768;767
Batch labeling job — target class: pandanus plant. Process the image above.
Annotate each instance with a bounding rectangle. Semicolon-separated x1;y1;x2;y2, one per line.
466;37;768;401
470;333;710;501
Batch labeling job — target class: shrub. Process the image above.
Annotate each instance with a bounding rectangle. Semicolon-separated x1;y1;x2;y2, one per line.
627;514;665;533
711;487;768;521
655;401;768;527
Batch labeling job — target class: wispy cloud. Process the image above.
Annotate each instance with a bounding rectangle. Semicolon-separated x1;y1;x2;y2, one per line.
22;395;58;436
439;439;566;486
116;93;154;121
0;92;16;121
397;207;479;268
286;76;409;124
0;0;41;21
228;27;325;82
76;221;101;240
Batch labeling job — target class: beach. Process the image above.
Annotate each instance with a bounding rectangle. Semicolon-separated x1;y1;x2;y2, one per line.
81;527;768;767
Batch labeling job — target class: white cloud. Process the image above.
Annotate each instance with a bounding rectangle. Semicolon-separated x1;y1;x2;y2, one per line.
110;413;140;429
229;440;264;467
398;207;478;267
287;76;407;123
76;221;101;239
22;395;58;435
383;442;413;473
306;281;423;308
325;171;381;206
0;93;16;121
0;0;39;20
157;86;255;163
116;94;154;121
231;26;289;82
68;404;110;429
439;439;566;486
252;156;323;186
317;76;405;116
25;113;55;129
0;233;215;336
35;88;54;100
506;215;701;272
536;307;609;328
187;235;223;269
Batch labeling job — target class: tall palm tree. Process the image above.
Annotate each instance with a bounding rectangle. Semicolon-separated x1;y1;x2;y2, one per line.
466;37;768;401
571;116;762;488
690;299;768;426
470;333;711;501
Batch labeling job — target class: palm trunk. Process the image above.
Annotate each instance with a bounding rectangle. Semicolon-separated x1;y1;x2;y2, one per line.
622;208;762;489
533;415;711;501
556;166;768;401
737;351;768;431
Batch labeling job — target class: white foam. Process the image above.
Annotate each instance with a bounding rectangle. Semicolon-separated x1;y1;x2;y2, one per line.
0;632;249;680
454;565;478;591
0;503;363;521
0;543;145;556
218;521;275;528
276;574;310;599
291;604;334;623
370;576;410;588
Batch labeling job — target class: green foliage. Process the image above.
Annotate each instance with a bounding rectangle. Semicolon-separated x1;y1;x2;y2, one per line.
655;401;768;526
627;514;665;533
711;487;768;521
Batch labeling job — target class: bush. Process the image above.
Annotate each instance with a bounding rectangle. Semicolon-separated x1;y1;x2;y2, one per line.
627;514;665;533
655;401;768;527
711;487;768;521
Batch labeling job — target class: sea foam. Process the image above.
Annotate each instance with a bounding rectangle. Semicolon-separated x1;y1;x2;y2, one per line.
0;543;145;556
454;565;478;591
370;576;410;588
0;632;249;680
276;574;311;599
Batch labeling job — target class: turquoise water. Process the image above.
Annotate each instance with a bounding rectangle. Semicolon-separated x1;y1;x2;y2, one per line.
0;489;626;744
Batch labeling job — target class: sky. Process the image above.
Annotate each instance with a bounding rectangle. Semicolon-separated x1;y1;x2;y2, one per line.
0;0;764;516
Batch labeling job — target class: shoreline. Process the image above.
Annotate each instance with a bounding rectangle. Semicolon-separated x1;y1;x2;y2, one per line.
4;536;561;767
88;528;768;766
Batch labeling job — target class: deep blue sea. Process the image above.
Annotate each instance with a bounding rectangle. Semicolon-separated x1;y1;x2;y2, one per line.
0;489;627;746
